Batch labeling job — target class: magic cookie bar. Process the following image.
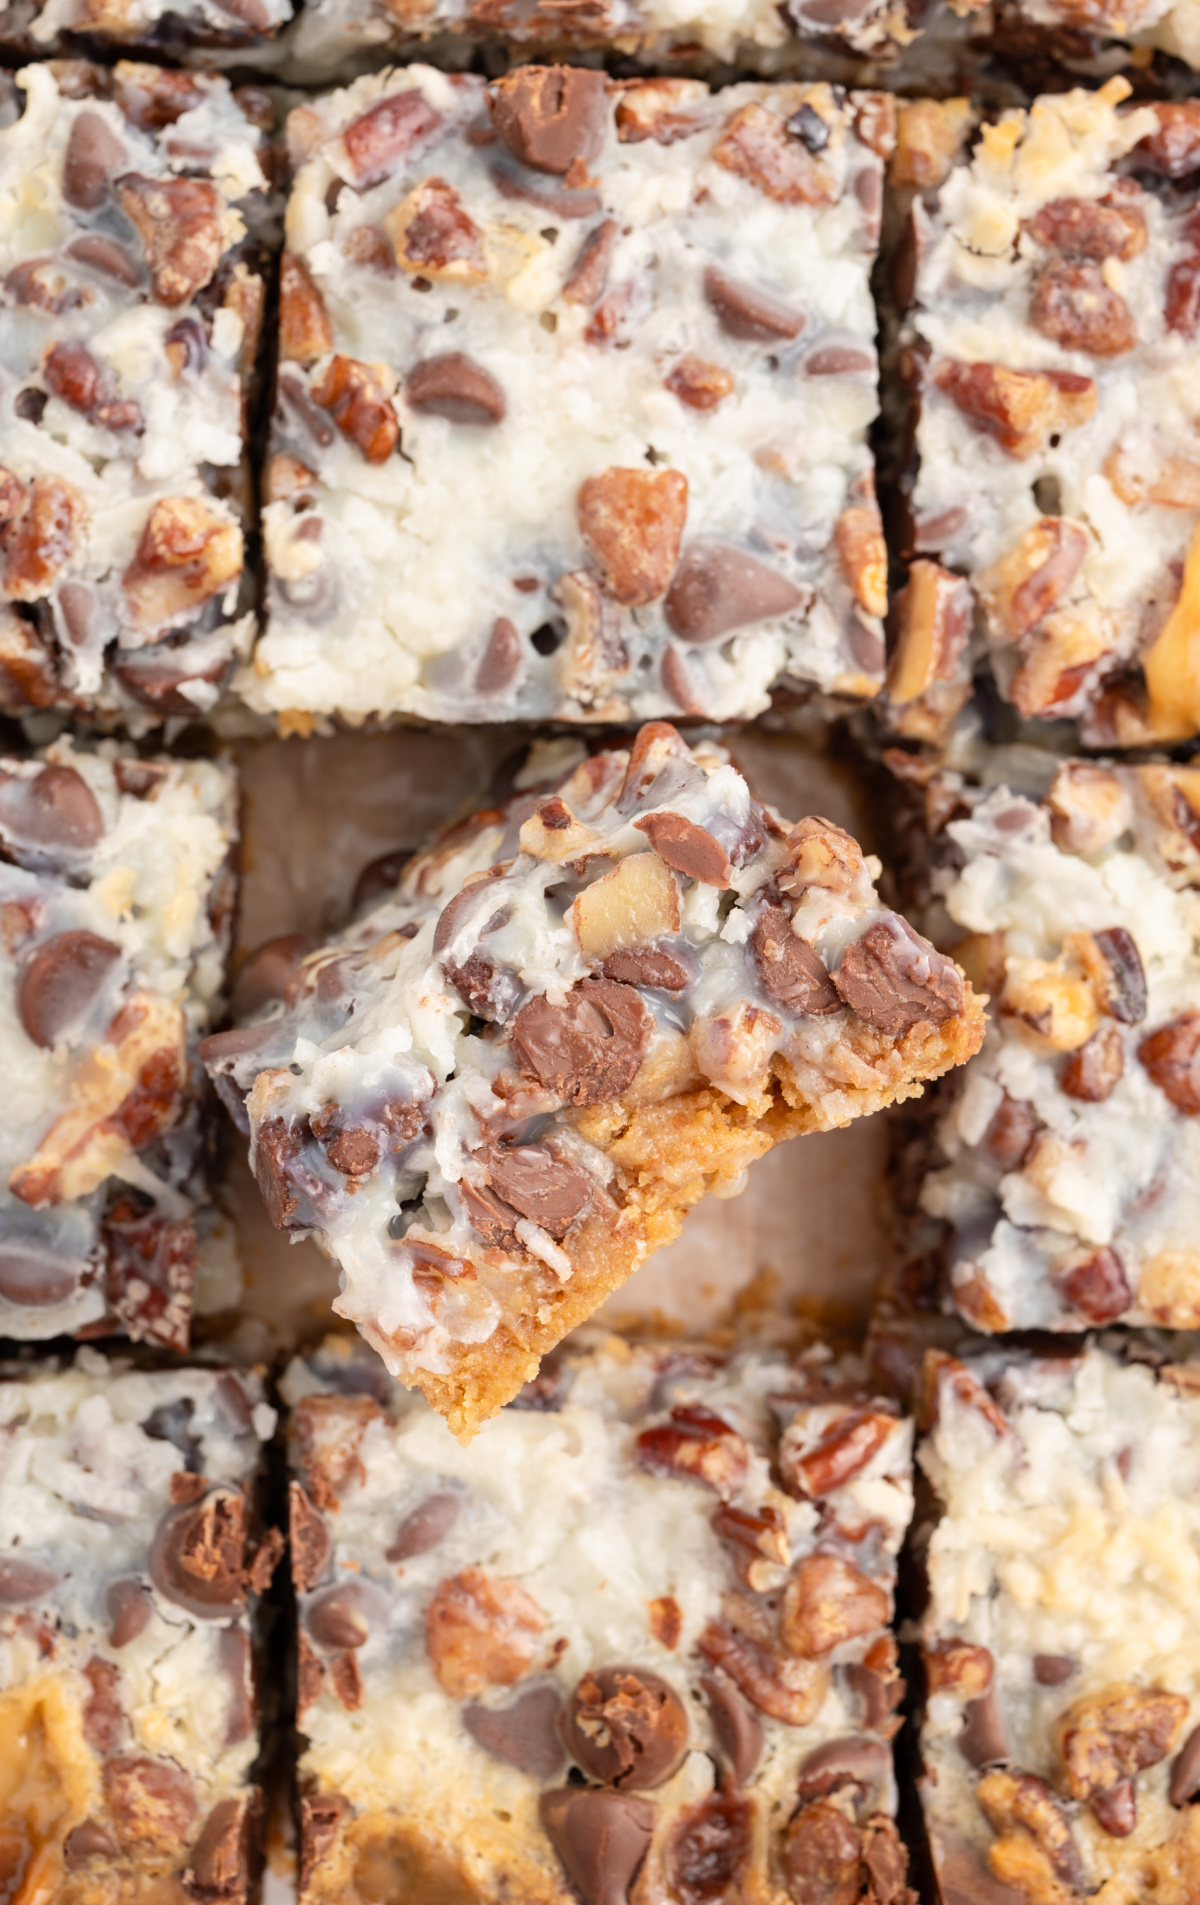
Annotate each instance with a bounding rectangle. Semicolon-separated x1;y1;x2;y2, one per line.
890;755;1200;1335
0;738;236;1348
246;67;892;731
891;84;1200;748
204;724;984;1438
283;1331;915;1905
0;1351;281;1905
0;63;272;722
917;1340;1200;1905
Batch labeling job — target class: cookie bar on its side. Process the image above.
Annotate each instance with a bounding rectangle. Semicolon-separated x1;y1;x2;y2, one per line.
0;739;237;1349
204;723;984;1438
890;83;1200;749
886;753;1200;1335
0;63;273;723
283;1331;915;1905
917;1339;1200;1904
246;66;893;732
0;1352;281;1905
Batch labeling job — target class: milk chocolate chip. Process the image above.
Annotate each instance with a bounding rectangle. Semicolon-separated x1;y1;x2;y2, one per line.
17;930;121;1048
107;1576;153;1647
0;764;104;865
664;544;805;644
305;1580;379;1651
633;811;731;886
562;1667;689;1789
959;1686;1008;1767
407;353;506;426
64;1821;119;1868
149;1488;247;1619
464;1685;565;1776
1171;1722;1200;1805
539;1788;654;1905
0;1238;85;1307
386;1490;460;1563
290;1482;332;1593
0;1552;59;1603
833;914;963;1035
184;1794;255;1899
476;616;522;695
752;904;840;1016
703;264;804;343
488;68;607;176
511;978;649;1105
601;946;694;993
797;1736;890;1808
701;1672;762;1783
233;935;319;1019
62;110;126;210
470;1139;593;1243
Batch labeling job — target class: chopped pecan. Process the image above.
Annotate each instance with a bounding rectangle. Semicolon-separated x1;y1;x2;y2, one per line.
785;1411;897;1498
698;1618;829;1726
0;471;80;602
1030;259;1135;357
117;174;222;306
890;98;972;188
425;1567;544;1698
615;78;709;145
925;1639;994;1699
1045;763;1131;856
713;99;837;206
635;1404;748;1499
1002;953;1098;1052
294;1391;386;1508
887;560;971;706
1025;194;1146;262
384;177;487;282
312;355;398;463
1139;1014;1200;1114
977;519;1089;642
781;1800;867;1904
835;502;887;618
1059;1685;1187;1805
1009;605;1115;719
572;849;680;960
663;355;734;411
1135;102;1200;177
554;568;629;704
279;252;333;366
0;606;59;711
935;360;1096;458
1166;248;1200;339
976;1770;1085;1893
44;340;141;433
122;496;242;631
1061;1021;1123;1101
562;217;618;306
1058;1246;1132;1324
577;467;687;607
780;1554;889;1659
1105;444;1200;509
342;89;443;188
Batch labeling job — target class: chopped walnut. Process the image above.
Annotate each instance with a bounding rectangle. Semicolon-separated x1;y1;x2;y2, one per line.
935;361;1096;459
425;1568;544;1698
384;178;487;282
117;174;223;307
312;356;399;464
890;99;973;189
122;496;242;631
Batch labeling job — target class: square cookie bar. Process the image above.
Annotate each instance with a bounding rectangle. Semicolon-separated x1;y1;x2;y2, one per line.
246;66;892;731
917;1340;1200;1905
892;83;1200;748
0;1351;281;1905
0;738;236;1348
887;753;1200;1335
0;63;273;722
283;1330;915;1905
203;723;984;1437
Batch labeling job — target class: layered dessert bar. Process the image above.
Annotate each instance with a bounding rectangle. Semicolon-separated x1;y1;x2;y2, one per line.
0;62;273;721
283;1329;916;1905
0;1351;281;1905
887;752;1200;1335
0;7;289;78
0;737;237;1348
204;723;984;1437
917;1339;1200;1903
891;83;1200;748
246;66;893;731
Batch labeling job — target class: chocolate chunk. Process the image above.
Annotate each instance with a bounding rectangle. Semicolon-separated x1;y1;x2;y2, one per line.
1033;1654;1076;1687
0;1237;86;1308
254;1118;315;1232
959;1686;1008;1768
805;344;875;375
476;616;522;695
143;1396;202;1469
352;848;414;916
478;1139;593;1240
1171;1721;1200;1805
511;978;650;1106
601;945;694;993
107;1576;153;1647
1092;1778;1137;1837
386;1489;460;1563
797;1736;889;1807
833;914;963;1036
82;1657;122;1752
149;1489;248;1619
111;634;232;717
490;164;602;219
299;1794;350;1894
487;68;607;177
703;264;805;343
1092;926;1147;1024
16;929;121;1048
464;1685;565;1776
667;1792;752;1905
664;544;805;644
633;811;731;886
752;904;840;1017
218;1627;254;1746
62;110;126;210
407;353;506;426
313;1110;380;1179
329;1649;364;1711
103;1755;198;1850
290;1481;332;1593
563;218;619;307
64;1820;119;1868
562;1666;689;1790
305;1580;379;1651
232;935;318;1019
0;1552;59;1603
183;1793;256;1900
539;1788;655;1905
0;764;104;866
700;1672;762;1783
67;234;141;285
1139;1013;1200;1114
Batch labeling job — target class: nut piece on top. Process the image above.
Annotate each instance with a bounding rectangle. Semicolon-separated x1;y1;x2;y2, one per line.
283;1329;916;1905
0;739;238;1350
204;722;984;1439
886;753;1200;1335
0;63;274;722
0;1354;281;1905
917;1340;1200;1905
247;65;893;732
890;83;1200;748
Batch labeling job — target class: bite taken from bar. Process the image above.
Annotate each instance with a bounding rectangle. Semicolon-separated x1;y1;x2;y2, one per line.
205;723;985;1439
